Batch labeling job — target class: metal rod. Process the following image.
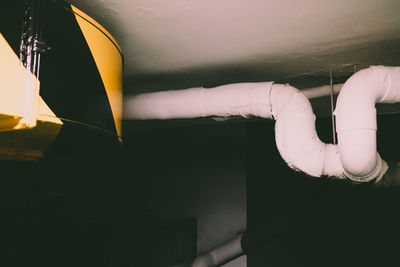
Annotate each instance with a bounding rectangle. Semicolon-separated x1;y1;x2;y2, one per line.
329;70;337;144
17;0;45;128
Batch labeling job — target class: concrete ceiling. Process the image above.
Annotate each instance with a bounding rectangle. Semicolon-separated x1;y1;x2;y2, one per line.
67;0;400;93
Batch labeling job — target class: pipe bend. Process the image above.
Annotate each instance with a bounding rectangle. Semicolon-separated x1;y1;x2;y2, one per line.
337;129;377;178
334;66;400;182
271;84;344;178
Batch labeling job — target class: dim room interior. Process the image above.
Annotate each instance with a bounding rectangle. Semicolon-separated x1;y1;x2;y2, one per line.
1;0;400;266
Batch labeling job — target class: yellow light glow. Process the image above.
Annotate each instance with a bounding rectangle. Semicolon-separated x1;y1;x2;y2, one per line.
72;5;123;140
0;32;62;160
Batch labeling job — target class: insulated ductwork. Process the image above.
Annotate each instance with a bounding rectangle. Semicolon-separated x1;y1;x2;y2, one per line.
125;82;273;120
125;82;345;178
125;65;400;182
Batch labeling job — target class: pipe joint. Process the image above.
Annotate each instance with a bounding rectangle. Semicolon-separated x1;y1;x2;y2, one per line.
343;152;388;183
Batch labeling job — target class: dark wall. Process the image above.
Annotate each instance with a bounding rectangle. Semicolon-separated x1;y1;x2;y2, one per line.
0;121;247;267
2;112;399;267
247;114;400;267
128;122;247;256
0;144;149;267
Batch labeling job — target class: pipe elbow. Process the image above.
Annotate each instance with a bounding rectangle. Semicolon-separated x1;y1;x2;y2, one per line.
272;85;319;175
335;66;400;132
341;155;377;179
272;84;344;178
334;66;400;182
337;129;377;179
342;151;388;183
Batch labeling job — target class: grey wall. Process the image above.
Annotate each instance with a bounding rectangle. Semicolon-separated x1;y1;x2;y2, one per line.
133;122;247;264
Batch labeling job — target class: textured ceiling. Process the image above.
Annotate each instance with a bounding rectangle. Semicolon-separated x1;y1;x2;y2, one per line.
67;0;400;93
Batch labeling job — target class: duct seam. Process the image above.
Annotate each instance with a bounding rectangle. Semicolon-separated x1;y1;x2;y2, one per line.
321;143;328;177
269;84;275;119
199;88;205;117
379;69;392;102
321;144;345;178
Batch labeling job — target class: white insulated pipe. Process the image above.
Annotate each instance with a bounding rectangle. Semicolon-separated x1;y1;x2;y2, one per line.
190;233;243;267
125;82;345;178
124;82;344;121
124;65;400;182
124;82;273;120
334;66;400;182
302;83;343;98
270;83;345;178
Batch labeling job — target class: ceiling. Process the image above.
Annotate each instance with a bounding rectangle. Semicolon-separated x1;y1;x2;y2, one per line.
67;0;400;93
